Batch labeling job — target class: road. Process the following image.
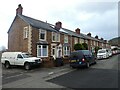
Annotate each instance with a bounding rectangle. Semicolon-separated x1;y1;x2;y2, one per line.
47;55;119;89
1;54;119;89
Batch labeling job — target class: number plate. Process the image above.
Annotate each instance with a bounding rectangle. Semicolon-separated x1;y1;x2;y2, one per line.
71;60;76;62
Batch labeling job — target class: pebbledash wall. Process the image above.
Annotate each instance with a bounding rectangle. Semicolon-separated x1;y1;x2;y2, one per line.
8;4;110;67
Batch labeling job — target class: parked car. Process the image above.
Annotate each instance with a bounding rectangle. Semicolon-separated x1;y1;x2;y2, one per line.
1;52;42;70
69;50;96;68
97;49;109;60
108;49;112;57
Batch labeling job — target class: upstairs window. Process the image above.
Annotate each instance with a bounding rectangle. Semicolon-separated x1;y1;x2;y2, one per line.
39;29;46;41
74;37;78;44
52;32;60;42
64;35;68;43
52;32;56;42
23;27;28;39
56;33;60;42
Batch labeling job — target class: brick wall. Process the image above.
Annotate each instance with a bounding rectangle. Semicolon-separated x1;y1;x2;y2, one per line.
8;16;29;52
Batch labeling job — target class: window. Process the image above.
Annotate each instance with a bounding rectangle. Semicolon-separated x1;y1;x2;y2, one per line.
23;27;28;39
79;38;84;44
52;32;56;41
64;46;70;56
37;45;48;57
64;35;68;43
17;54;23;58
91;40;92;45
94;41;96;46
85;40;88;44
56;33;60;42
39;29;46;40
52;32;60;42
74;37;78;44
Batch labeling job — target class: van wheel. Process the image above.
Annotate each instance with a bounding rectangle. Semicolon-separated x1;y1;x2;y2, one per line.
24;63;31;70
86;62;90;68
5;62;10;69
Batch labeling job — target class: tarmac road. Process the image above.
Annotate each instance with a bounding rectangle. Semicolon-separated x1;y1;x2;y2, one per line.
47;55;119;89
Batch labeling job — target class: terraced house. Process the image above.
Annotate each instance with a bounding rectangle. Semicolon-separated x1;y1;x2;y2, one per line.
8;4;110;67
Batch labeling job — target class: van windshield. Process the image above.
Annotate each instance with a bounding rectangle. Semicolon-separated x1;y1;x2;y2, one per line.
22;54;29;58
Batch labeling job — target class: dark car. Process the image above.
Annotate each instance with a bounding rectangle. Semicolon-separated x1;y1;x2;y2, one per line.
69;50;96;68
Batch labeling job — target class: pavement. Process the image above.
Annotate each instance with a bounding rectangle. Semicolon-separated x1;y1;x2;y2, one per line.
2;64;75;89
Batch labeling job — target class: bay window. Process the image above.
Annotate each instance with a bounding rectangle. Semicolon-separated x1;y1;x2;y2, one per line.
37;45;48;57
64;46;70;56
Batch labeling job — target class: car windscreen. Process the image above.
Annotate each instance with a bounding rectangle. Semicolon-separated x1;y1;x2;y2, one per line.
22;54;29;58
98;50;105;53
81;50;91;55
70;51;83;60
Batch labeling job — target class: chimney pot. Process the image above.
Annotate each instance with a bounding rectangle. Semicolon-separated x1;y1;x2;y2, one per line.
87;32;91;37
75;28;80;34
101;38;104;40
16;4;23;15
95;35;98;39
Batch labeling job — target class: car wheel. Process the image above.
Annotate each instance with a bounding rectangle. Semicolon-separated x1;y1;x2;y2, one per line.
86;62;90;68
24;63;31;70
5;62;10;69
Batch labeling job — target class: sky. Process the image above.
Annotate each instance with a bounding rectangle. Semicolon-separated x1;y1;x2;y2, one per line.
0;0;119;49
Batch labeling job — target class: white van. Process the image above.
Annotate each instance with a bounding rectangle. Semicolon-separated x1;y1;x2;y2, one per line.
1;52;42;70
97;49;109;59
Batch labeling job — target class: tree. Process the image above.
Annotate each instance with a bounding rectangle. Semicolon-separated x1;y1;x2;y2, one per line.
74;43;84;50
82;43;88;50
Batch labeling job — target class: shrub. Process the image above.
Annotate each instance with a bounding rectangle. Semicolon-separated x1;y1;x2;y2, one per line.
74;43;84;50
82;43;88;50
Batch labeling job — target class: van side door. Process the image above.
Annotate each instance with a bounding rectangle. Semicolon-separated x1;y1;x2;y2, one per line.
15;54;24;65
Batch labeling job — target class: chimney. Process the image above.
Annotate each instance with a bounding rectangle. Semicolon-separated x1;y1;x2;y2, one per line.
101;38;104;40
87;32;91;37
55;21;62;30
104;40;107;43
16;4;23;15
95;35;98;39
75;28;80;34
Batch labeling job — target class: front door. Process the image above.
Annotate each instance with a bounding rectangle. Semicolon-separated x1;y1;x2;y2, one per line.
57;44;62;58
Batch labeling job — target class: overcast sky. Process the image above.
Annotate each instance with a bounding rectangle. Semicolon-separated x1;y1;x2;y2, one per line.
0;0;119;49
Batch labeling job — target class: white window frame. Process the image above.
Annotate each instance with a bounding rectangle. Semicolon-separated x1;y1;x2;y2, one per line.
52;32;60;42
91;40;92;45
74;37;78;44
64;35;68;43
79;38;84;44
23;26;28;39
37;45;48;57
85;40;88;44
56;33;60;42
39;29;46;41
94;41;96;46
64;46;70;56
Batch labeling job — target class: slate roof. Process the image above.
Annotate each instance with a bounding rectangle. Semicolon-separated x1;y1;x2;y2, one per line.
9;14;106;43
18;14;57;32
